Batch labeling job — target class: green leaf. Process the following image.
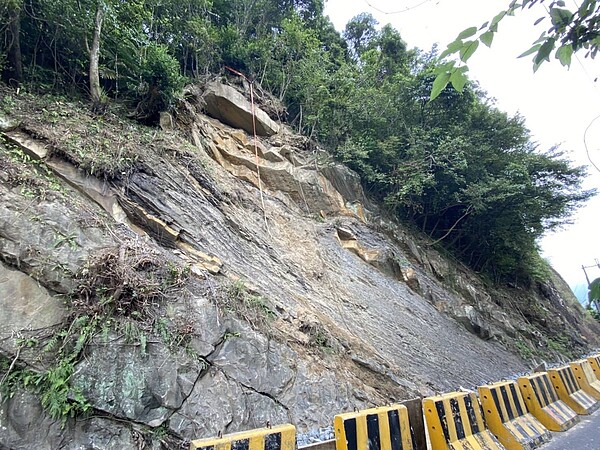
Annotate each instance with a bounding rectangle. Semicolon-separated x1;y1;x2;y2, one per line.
439;40;464;59
533;38;556;72
430;71;451;101
533;16;545;26
457;26;478;39
490;11;506;32
518;43;541;58
556;44;573;66
534;38;556;65
590;278;600;302
479;21;490;30
480;31;494;47
508;2;522;15
459;40;479;62
549;7;574;28
533;31;549;44
579;0;597;17
450;68;469;92
434;60;456;74
508;0;522;12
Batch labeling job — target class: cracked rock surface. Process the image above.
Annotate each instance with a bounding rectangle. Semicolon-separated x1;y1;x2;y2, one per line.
1;86;599;448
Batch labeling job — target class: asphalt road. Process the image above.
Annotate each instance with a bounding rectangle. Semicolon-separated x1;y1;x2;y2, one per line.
540;411;600;450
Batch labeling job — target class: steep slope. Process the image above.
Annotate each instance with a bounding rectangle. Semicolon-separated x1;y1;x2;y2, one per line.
1;83;598;448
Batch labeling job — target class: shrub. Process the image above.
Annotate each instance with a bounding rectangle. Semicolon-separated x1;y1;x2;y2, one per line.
133;43;184;122
73;242;189;319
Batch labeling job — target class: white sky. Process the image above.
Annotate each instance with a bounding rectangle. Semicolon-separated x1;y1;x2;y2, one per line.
324;0;600;290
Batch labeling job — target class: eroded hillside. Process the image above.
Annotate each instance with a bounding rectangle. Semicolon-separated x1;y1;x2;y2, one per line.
1;83;598;449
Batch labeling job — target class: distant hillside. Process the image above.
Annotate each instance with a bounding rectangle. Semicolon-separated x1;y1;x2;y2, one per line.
573;284;589;305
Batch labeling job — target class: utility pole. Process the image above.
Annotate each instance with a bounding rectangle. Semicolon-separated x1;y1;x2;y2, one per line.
582;259;600;285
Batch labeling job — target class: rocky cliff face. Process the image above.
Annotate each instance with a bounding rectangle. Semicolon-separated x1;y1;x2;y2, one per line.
1;82;598;449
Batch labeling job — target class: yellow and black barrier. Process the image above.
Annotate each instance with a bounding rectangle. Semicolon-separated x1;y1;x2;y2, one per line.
586;354;600;380
547;365;600;415
517;372;578;431
570;359;600;400
333;404;415;450
423;391;504;450
190;424;296;450
478;380;551;450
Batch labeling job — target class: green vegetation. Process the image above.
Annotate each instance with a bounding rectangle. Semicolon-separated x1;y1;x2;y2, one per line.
588;306;600;322
590;277;600;303
0;135;66;199
0;0;594;284
0;242;192;423
300;321;335;353
588;277;600;319
0;316;96;424
546;335;576;358
219;279;277;331
514;339;536;360
432;0;600;99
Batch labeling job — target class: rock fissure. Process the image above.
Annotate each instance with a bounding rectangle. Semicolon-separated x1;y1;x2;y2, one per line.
240;383;291;417
2;84;599;448
216;366;293;422
161;359;212;424
167;331;239;421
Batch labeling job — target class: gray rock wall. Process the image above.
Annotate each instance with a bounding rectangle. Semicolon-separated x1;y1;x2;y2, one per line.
1;86;597;449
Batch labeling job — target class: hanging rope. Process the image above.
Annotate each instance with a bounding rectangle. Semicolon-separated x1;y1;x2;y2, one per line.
224;66;270;230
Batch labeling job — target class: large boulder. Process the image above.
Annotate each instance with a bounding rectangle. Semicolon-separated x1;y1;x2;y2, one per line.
320;162;366;205
0;262;66;334
71;340;206;427
203;82;279;136
0;262;67;366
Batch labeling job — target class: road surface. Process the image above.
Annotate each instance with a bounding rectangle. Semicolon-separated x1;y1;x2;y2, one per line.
540;411;600;450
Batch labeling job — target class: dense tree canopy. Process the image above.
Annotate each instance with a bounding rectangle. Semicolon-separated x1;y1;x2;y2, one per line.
0;0;594;284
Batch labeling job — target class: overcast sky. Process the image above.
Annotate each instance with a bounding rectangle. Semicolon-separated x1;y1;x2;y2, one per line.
324;0;600;291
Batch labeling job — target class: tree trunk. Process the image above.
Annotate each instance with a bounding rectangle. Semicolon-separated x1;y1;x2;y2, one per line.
5;1;23;84
89;2;105;104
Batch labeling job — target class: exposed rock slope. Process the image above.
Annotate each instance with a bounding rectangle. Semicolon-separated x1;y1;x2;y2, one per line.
1;83;598;448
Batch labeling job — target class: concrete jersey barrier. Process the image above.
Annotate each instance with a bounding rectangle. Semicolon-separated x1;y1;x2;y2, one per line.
547;365;600;415
586;354;600;380
333;404;415;450
569;359;600;400
191;358;600;450
478;380;551;450
423;391;504;450
517;372;579;432
190;424;296;450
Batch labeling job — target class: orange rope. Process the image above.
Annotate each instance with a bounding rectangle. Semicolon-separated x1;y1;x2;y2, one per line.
225;66;268;222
